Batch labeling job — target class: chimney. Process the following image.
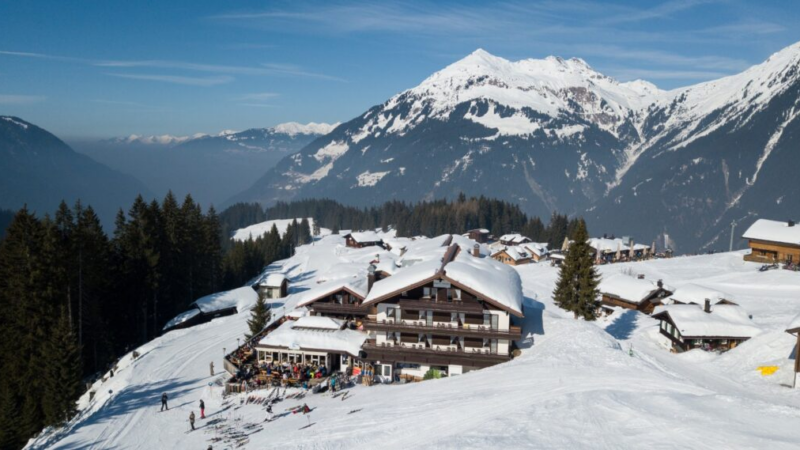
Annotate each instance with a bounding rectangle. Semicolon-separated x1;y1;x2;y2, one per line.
704;299;711;313
472;244;480;257
367;264;376;292
789;220;795;227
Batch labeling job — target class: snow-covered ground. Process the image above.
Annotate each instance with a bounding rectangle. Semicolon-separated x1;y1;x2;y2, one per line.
231;218;331;242
26;236;800;449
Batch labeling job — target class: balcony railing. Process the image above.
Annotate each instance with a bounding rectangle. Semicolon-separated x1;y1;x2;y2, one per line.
362;339;509;364
398;298;484;313
309;302;370;315
364;319;521;340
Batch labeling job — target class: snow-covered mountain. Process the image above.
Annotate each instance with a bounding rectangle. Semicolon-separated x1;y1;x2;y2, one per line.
75;122;338;207
0;116;152;225
229;42;800;251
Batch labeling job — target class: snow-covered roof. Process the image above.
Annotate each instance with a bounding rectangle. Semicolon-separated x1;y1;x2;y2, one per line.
295;277;369;308
287;307;309;319
670;284;733;305
163;308;201;331
349;231;383;243
523;243;549;257
365;259;442;304
444;251;524;316
599;273;663;304
653;304;760;338
588;238;631;253
493;246;530;261
786;312;800;333
191;286;258;314
256;318;367;356
291;316;344;330
549;252;565;260
450;234;489;256
742;219;800;246
260;273;287;288
499;233;530;244
399;235;452;265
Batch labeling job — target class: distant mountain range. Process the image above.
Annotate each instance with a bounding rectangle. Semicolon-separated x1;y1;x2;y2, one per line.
0;116;152;226
72;122;338;207
228;42;800;252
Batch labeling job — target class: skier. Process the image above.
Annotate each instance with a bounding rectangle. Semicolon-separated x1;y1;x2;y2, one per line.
160;392;169;411
209;361;214;377
330;375;336;393
302;404;311;415
189;411;196;431
199;399;205;419
264;404;274;422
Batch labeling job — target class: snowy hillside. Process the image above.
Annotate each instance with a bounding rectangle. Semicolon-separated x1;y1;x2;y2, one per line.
231;41;800;252
231;218;331;241
26;235;800;449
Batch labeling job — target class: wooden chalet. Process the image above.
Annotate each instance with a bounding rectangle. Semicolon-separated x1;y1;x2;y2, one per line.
163;286;257;333
498;233;531;246
742;219;800;264
359;244;524;380
256;273;289;300
253;316;366;373
466;229;490;244
491;246;532;266
344;231;384;249
296;275;371;321
786;313;800;389
523;243;549;262
652;302;760;353
598;274;672;314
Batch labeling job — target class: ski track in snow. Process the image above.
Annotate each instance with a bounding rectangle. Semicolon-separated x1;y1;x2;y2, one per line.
25;236;800;449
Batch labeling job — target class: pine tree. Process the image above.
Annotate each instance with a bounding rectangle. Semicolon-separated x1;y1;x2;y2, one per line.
552;219;599;320
43;308;82;426
246;296;271;339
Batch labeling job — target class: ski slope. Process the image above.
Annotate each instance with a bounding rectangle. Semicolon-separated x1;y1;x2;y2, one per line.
26;236;800;449
231;218;331;242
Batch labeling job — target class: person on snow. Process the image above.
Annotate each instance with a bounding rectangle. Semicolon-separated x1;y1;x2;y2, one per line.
199;399;205;419
209;362;214;377
189;411;196;431
160;392;169;411
264;404;274;422
302;404;311;415
330;375;336;393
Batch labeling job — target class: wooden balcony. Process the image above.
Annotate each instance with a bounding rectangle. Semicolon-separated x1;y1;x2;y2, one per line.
398;298;484;313
364;319;522;340
309;302;369;316
362;340;510;368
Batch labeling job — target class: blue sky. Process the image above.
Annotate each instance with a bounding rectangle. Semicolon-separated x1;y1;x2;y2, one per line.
1;0;798;139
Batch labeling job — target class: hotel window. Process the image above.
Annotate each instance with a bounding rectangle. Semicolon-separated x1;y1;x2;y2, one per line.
423;287;431;298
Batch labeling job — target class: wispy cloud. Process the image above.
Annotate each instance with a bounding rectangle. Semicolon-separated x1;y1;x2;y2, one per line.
598;0;719;25
237;103;279;108
0;94;46;105
562;44;749;71
0;50;344;82
235;92;280;101
105;73;234;86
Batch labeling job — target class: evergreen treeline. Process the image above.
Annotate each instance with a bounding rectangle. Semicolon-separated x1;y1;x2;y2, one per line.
0;193;222;449
221;219;312;289
222;195;582;249
0;209;13;239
